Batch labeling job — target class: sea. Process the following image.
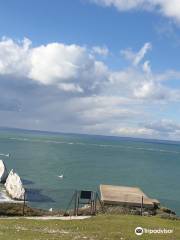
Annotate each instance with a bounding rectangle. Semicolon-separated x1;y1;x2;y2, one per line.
0;128;179;215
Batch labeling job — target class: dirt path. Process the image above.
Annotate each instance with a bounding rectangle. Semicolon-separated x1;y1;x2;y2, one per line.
0;216;91;220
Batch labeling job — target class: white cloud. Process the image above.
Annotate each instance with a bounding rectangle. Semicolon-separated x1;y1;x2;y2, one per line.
0;37;108;93
0;37;31;76
142;61;151;74
154;70;180;82
133;81;170;100
80;105;138;123
0;37;179;102
0;37;180;140
92;46;109;56
91;0;149;11
110;119;180;140
110;44;180;101
121;42;152;66
29;43;87;84
90;0;180;23
145;119;180;133
157;0;180;22
134;81;155;98
58;83;84;93
29;43;107;94
111;126;156;138
115;69;180;101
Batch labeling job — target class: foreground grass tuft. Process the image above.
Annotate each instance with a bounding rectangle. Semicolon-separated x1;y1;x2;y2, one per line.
0;214;179;240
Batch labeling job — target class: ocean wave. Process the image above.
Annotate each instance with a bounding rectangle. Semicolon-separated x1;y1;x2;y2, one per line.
9;137;66;145
8;137;180;154
10;137;29;141
123;146;180;154
75;142;180;154
0;153;10;157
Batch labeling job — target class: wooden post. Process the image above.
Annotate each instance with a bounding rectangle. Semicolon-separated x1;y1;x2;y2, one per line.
97;193;105;213
76;192;79;216
94;192;97;215
141;196;144;216
74;191;77;216
90;191;93;215
91;192;95;215
22;190;26;216
64;192;75;216
74;191;79;216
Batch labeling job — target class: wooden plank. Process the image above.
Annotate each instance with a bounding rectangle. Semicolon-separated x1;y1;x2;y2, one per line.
100;184;156;209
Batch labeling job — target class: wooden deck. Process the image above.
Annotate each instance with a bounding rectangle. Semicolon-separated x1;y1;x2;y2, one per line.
100;184;159;209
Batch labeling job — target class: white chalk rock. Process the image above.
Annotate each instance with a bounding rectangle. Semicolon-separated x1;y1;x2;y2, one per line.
5;169;25;200
0;159;8;183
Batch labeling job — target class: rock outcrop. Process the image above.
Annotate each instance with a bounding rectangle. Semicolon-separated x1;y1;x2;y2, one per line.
5;169;25;200
0;160;8;183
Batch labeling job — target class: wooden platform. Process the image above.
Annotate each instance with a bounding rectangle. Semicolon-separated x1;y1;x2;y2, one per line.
100;185;159;209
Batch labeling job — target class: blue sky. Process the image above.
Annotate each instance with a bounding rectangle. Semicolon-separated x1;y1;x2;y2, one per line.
0;0;180;140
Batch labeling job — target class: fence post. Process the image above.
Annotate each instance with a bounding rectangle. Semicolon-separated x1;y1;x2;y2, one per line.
141;196;144;216
22;190;26;216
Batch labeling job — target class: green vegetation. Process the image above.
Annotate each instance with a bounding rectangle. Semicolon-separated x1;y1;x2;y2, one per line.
0;203;48;216
0;214;179;240
0;203;64;216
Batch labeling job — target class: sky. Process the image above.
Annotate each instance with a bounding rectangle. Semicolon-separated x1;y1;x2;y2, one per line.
0;0;180;140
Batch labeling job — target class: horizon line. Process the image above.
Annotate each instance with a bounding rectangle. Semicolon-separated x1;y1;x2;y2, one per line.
0;126;179;144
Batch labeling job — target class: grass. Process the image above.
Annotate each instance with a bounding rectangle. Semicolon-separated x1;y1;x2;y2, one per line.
0;203;48;216
0;214;179;240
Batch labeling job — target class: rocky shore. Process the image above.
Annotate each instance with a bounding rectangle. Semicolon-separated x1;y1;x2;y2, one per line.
0;160;25;200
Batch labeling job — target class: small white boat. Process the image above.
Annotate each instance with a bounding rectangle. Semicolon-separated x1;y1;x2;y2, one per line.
58;174;64;179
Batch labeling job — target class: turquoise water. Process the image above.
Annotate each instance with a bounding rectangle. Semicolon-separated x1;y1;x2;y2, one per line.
0;129;180;215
